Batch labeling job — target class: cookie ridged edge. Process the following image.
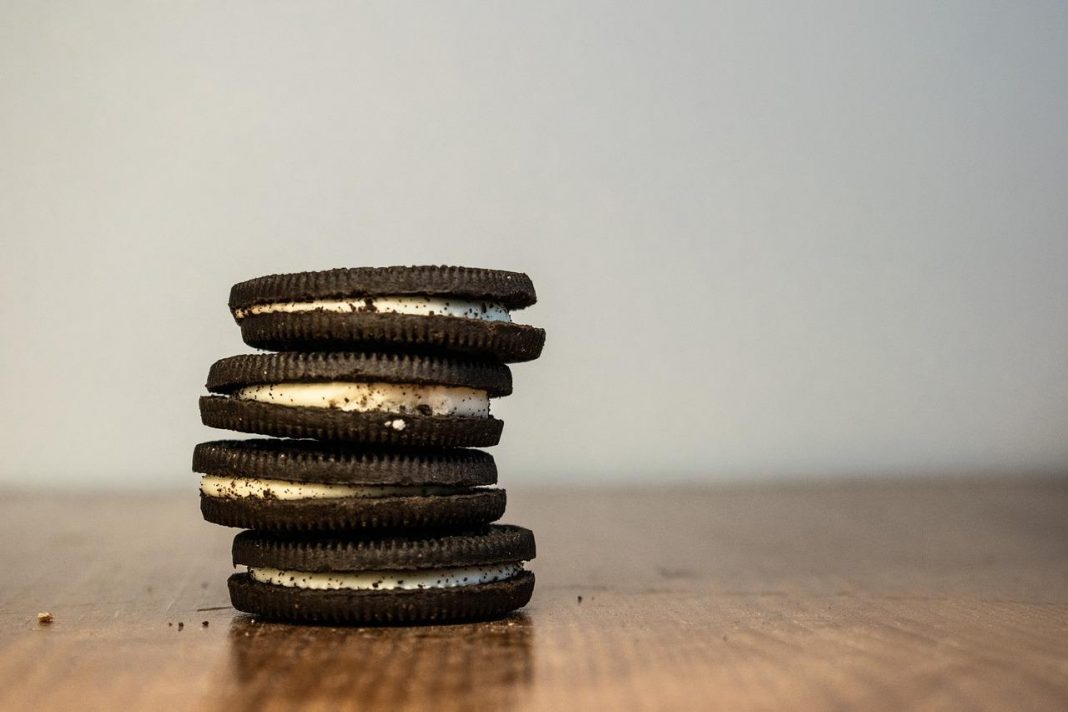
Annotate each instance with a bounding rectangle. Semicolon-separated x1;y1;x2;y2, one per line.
232;524;535;571
206;351;512;397
238;312;545;363
193;440;497;486
200;490;507;532
230;266;537;311
228;571;535;624
199;397;504;447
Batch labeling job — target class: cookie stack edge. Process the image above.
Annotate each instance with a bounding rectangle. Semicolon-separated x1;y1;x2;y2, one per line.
193;266;545;625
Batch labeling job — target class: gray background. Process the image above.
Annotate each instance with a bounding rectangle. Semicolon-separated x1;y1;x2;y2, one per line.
2;2;1066;489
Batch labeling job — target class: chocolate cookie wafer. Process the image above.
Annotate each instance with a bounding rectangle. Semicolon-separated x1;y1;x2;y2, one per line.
228;266;545;362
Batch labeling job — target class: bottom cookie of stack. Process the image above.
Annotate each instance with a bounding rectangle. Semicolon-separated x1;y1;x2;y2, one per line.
228;525;536;624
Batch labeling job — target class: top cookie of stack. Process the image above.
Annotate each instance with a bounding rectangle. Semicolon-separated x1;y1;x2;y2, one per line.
229;265;545;362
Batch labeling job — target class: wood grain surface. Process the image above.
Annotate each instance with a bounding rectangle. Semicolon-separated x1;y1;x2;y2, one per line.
1;480;1066;711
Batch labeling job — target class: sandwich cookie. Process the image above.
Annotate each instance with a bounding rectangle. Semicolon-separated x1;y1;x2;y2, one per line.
228;266;545;362
229;525;536;624
199;352;511;447
195;439;506;531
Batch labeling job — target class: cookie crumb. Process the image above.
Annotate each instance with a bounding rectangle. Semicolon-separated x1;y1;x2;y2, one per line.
177;622;184;631
168;622;172;627
577;596;583;604
37;612;54;624
201;621;209;628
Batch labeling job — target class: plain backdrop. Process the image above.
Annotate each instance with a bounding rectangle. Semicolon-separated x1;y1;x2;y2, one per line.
2;1;1066;489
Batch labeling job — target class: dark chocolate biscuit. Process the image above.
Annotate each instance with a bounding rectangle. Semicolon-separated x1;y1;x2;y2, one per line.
228;572;534;625
227;266;545;361
232;525;534;569
193;439;497;485
202;492;506;532
195;440;505;531
205;352;512;396
228;526;536;624
199;352;509;447
230;267;538;309
199;398;503;447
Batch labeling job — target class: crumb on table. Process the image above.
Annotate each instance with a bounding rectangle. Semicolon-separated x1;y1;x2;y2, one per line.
37;612;54;624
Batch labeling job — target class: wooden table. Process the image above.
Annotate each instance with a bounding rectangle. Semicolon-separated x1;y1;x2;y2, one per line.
1;480;1066;711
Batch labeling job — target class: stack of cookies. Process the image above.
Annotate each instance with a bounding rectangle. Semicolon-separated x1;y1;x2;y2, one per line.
193;266;545;624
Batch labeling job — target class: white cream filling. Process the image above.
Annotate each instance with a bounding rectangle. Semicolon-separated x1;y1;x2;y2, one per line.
233;382;490;418
247;563;525;590
199;475;477;500
233;296;512;322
